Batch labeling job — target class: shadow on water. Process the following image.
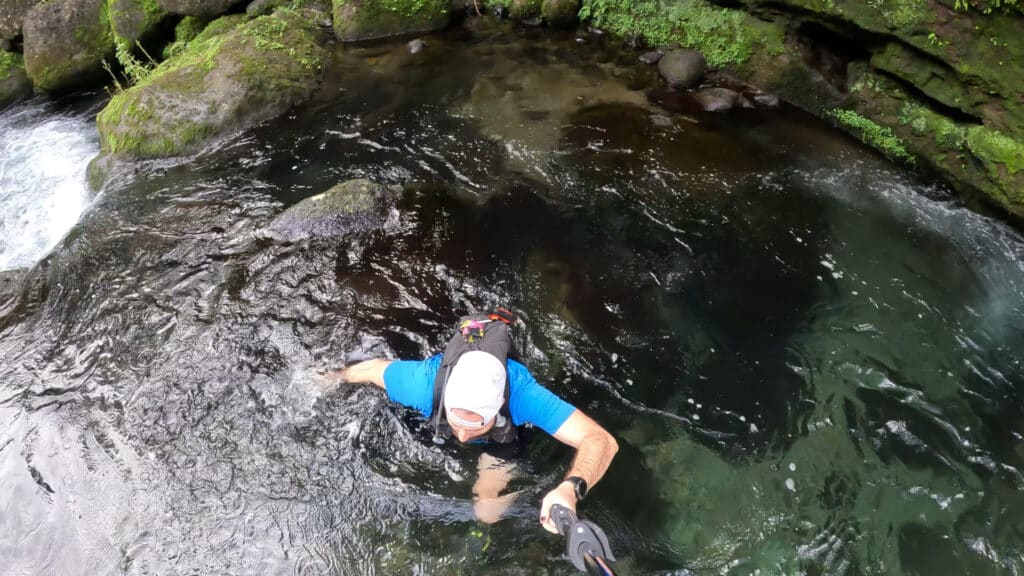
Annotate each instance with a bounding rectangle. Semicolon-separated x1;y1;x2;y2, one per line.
1;19;1024;576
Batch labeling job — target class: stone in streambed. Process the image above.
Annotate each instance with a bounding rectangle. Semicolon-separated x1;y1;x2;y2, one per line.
262;179;399;242
693;87;739;112
639;50;663;65
658;48;706;89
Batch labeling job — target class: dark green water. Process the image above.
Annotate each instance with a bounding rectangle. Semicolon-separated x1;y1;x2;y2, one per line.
1;21;1022;575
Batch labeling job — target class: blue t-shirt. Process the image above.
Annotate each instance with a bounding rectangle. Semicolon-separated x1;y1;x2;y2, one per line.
382;354;576;436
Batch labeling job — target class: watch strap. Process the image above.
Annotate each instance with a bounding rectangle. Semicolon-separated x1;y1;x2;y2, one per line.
563;476;588;501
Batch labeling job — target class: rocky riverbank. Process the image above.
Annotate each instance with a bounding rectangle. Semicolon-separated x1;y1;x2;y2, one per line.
0;0;1020;220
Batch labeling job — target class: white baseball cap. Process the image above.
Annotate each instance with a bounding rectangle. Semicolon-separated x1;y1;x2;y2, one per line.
444;350;506;427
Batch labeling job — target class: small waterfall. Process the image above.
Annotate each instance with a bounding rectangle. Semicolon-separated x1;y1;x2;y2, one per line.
0;98;99;271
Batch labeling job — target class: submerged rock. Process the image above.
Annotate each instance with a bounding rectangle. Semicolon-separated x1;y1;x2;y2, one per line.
658;48;706;89
332;0;450;42
156;0;241;18
0;0;43;50
262;179;399;242
95;9;328;160
0;51;33;109
23;0;115;93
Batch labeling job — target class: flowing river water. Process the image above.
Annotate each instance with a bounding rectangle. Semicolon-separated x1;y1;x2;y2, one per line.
1;22;1023;576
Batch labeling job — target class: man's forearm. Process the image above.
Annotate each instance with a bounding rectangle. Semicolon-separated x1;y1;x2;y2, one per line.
564;430;618;488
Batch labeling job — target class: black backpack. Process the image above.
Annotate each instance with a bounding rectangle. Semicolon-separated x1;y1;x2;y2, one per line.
431;308;518;444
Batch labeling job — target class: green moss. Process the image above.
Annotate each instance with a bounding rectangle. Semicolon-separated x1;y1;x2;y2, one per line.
867;0;930;29
829;108;915;165
578;0;785;67
0;51;20;81
898;101;967;151
967;126;1024;176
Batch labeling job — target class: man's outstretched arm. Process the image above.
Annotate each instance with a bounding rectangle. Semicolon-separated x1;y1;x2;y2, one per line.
539;410;619;533
319;359;392;392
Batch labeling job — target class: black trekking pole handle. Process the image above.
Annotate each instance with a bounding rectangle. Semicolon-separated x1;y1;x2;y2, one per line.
550;503;578;536
549;504;618;576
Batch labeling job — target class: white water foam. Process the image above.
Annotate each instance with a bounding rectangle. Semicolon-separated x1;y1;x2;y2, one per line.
0;99;97;271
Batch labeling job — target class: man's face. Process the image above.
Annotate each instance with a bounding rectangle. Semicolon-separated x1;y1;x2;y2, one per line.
447;408;496;443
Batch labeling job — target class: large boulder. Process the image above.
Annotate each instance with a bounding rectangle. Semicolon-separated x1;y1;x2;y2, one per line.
0;50;32;108
332;0;450;42
22;0;115;93
540;0;577;27
658;48;706;89
0;0;44;50
95;8;329;159
109;0;168;52
155;0;241;18
262;179;399;242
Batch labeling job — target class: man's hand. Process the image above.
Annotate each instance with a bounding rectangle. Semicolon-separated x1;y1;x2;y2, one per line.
310;367;346;393
539;481;577;534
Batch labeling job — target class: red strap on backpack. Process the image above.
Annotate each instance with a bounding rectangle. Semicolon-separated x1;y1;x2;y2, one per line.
488;307;516;325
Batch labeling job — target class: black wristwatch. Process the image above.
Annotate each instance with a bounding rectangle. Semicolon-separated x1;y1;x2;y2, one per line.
562;476;588;502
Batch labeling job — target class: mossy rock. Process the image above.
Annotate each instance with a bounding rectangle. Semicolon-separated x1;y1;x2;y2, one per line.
332;0;450;42
155;0;241;18
262;179;399;241
22;0;116;93
540;0;577;27
95;7;328;159
109;0;167;51
0;0;45;49
848;67;1024;220
0;50;33;109
742;0;1024;134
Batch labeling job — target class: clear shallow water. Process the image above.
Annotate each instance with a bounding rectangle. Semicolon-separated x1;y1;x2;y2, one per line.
0;96;98;271
1;22;1023;575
